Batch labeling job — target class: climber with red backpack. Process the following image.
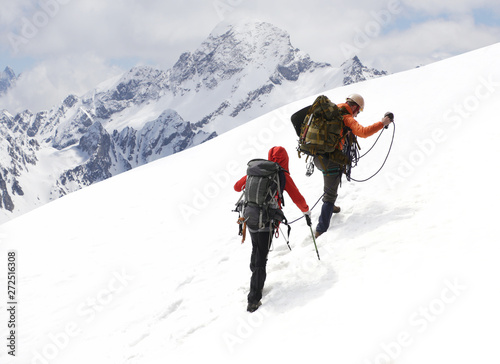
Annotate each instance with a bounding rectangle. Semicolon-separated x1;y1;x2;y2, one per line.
234;146;310;312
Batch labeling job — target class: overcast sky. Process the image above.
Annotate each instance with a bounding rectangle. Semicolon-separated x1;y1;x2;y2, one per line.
1;0;500;112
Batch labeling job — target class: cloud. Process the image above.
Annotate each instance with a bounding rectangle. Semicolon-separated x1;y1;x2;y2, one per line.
401;0;500;16
1;0;500;113
0;53;123;113
2;0;221;68
0;0;229;113
0;0;34;26
363;9;500;72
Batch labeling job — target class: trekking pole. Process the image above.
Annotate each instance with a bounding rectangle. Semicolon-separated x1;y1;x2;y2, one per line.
304;213;320;260
279;226;292;251
309;226;320;260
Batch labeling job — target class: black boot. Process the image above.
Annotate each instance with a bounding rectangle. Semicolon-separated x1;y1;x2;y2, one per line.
247;301;262;313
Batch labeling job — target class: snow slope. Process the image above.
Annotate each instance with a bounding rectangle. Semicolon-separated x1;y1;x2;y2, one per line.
1;43;500;364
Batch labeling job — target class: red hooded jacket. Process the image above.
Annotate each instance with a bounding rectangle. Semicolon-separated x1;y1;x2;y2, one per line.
234;146;309;213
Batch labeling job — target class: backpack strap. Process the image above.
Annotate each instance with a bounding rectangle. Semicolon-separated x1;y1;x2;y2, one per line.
276;169;286;207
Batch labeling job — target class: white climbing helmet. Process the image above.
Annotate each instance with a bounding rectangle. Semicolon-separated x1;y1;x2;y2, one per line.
346;93;365;112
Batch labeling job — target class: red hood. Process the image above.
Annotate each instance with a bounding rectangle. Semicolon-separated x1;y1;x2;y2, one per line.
268;146;289;171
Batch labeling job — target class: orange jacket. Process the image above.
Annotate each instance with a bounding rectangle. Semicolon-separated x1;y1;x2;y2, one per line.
338;103;384;149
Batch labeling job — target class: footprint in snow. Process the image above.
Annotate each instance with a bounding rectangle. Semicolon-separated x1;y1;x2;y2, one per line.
158;299;183;320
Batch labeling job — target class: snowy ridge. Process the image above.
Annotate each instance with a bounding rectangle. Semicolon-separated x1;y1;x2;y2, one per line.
0;43;499;363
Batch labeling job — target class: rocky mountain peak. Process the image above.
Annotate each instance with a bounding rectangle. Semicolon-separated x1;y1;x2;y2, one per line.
2;67;16;80
0;66;18;95
341;56;388;85
169;21;329;92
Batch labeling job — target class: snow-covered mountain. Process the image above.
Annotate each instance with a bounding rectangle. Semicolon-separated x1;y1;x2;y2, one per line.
0;42;499;364
341;56;388;85
0;21;388;223
0;67;17;96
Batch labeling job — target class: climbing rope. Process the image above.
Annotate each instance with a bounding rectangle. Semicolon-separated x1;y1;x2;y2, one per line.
289;120;396;225
348;120;396;183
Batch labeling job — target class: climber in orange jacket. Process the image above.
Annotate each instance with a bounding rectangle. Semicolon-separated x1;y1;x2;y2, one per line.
313;94;392;238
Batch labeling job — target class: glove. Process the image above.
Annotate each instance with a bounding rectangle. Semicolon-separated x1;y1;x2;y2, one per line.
304;210;312;227
382;112;394;128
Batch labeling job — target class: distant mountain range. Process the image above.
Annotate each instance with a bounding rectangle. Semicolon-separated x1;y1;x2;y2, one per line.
0;20;388;223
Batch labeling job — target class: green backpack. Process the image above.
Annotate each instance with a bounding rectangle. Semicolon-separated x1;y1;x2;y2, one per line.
291;95;351;166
